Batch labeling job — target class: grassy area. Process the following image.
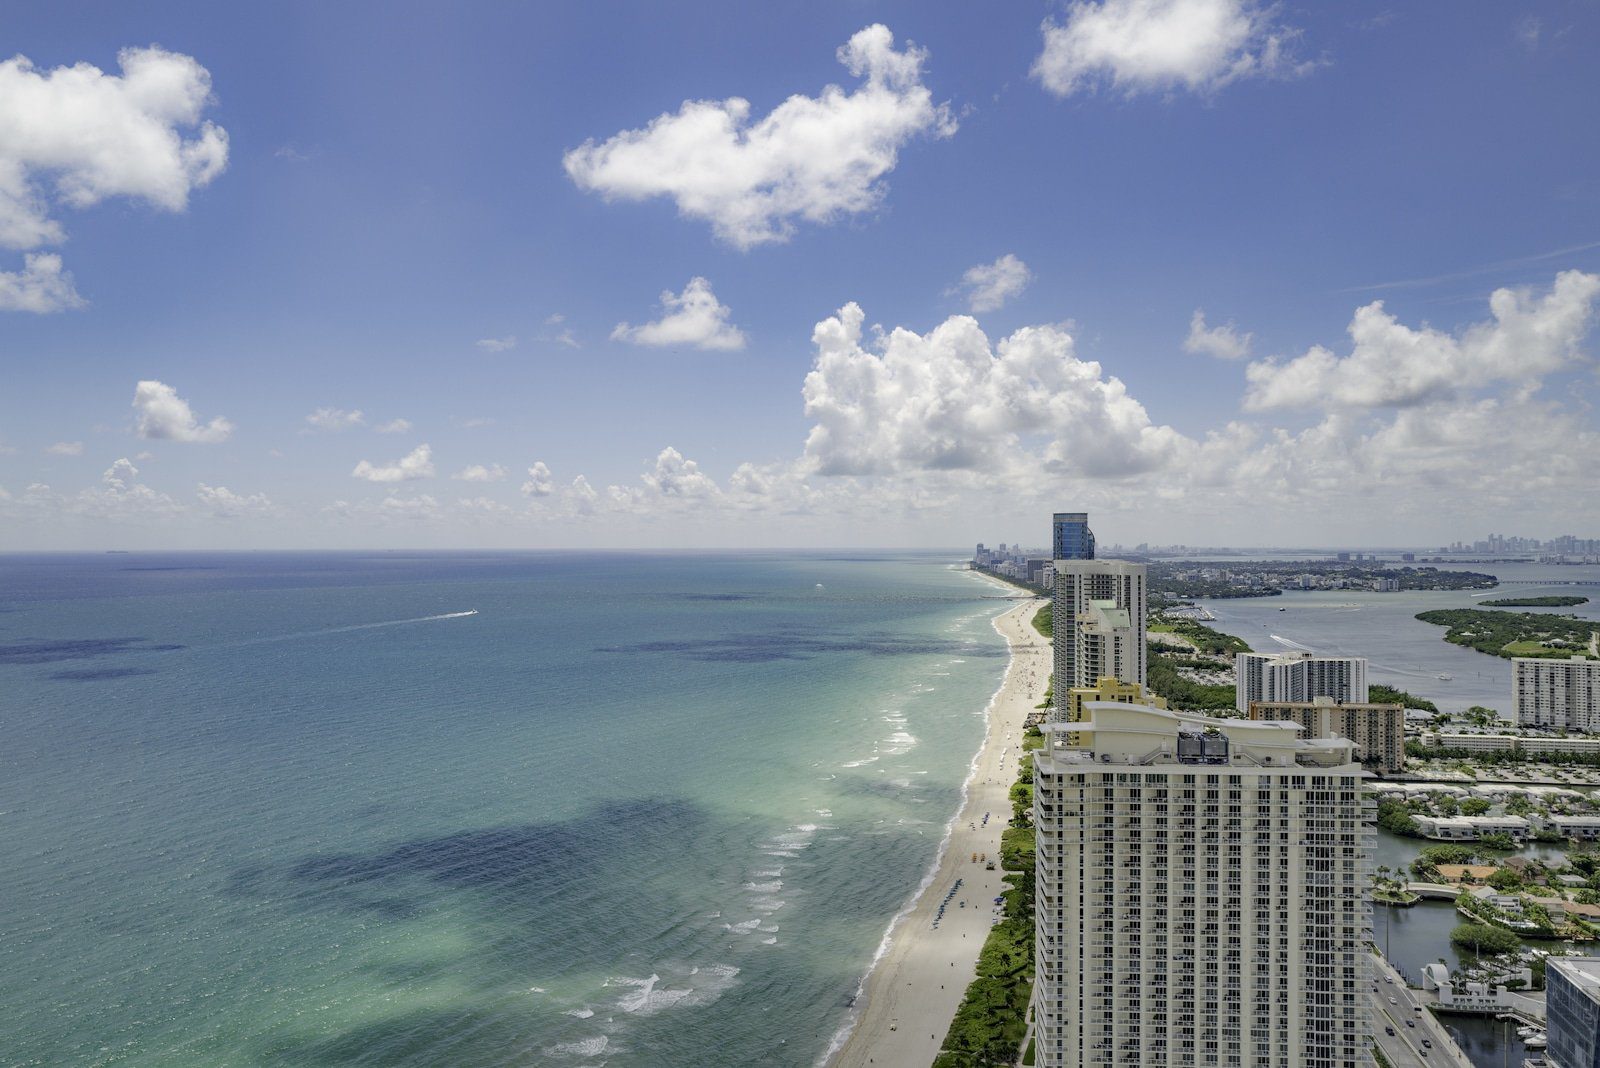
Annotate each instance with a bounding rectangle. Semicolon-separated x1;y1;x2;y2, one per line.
1415;608;1596;660
1031;604;1051;640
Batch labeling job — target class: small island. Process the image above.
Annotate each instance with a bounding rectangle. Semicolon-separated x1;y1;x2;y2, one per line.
1415;607;1598;659
1480;595;1590;607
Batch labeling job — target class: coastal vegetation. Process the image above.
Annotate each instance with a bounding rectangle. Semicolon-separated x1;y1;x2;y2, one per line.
1031;605;1051;640
1450;922;1523;956
1147;561;1496;600
1410;741;1600;768
1369;684;1439;714
1377;797;1421;838
1148;615;1251;657
1146;647;1236;711
1414;608;1597;660
1481;596;1589;608
933;727;1040;1068
1144;614;1246;711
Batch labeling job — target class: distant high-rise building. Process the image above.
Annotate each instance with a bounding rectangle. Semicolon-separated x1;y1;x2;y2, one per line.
1052;512;1096;561
1032;702;1371;1068
1514;656;1600;732
1546;957;1600;1068
1249;695;1406;773
1052;559;1146;702
1235;651;1369;715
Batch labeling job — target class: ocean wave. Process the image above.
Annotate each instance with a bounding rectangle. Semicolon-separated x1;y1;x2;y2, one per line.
543;1036;608;1057
605;965;740;1016
722;918;762;933
742;880;782;893
562;1008;595;1019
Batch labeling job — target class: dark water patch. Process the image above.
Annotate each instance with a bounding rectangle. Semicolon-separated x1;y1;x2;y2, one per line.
239;797;772;1066
682;593;762;601
235;799;709;915
46;666;158;681
597;633;1004;663
0;637;184;665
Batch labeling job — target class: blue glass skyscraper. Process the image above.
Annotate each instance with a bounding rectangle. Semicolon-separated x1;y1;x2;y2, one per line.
1052;512;1095;561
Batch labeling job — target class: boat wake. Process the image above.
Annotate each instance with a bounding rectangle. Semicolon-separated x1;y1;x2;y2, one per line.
237;610;479;645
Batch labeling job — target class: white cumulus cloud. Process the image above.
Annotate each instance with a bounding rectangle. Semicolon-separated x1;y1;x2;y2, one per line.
305;406;365;431
801;302;1188;479
1032;0;1310;98
1184;308;1253;359
133;380;233;443
46;440;85;455
453;463;507;482
1244;269;1600;410
955;254;1032;313
563;24;956;249
0;46;228;307
352;443;435;483
102;457;138;484
521;462;555;497
612;277;747;351
197;483;273;517
0;252;83;312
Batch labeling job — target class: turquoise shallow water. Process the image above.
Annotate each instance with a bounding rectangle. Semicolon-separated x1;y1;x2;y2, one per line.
0;551;1012;1068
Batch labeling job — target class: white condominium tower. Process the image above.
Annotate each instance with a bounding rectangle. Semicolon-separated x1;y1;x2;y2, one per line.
1234;651;1369;715
1514;656;1600;732
1033;702;1371;1068
1052;559;1147;702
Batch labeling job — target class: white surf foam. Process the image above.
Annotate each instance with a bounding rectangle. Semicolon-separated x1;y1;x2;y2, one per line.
544;1036;608;1057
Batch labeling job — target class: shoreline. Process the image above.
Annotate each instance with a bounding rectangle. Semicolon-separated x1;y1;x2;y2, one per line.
823;584;1049;1068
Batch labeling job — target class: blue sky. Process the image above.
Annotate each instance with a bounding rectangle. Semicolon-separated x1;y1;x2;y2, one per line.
2;0;1598;549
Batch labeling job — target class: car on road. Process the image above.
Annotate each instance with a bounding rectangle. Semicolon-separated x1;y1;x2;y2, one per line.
1385;976;1393;983
1406;1020;1416;1028
1385;1026;1395;1036
1423;1040;1433;1049
1389;997;1397;1005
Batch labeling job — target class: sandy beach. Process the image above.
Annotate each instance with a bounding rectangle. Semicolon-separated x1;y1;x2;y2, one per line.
826;591;1050;1068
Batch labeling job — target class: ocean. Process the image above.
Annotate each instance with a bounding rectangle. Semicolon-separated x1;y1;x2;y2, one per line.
0;551;1014;1068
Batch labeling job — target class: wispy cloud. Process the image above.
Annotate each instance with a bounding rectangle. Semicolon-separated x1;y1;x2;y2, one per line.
1342;240;1600;293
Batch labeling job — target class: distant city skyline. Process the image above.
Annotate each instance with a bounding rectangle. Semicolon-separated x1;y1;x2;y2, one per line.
3;2;1598;549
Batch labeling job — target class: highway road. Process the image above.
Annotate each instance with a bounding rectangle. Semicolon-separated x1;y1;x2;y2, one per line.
1370;952;1475;1068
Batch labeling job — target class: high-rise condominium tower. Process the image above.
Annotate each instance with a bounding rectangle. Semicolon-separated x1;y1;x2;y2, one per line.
1234;652;1369;715
1033;702;1371;1068
1052;512;1096;562
1052;559;1147;706
1514;656;1600;732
